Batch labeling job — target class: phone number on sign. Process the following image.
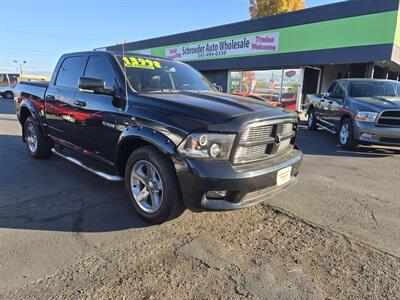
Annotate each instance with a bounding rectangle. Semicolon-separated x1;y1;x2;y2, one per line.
197;50;227;58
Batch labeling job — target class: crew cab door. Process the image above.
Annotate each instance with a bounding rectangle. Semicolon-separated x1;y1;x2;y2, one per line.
72;54;127;163
45;55;85;144
319;80;342;131
326;81;346;130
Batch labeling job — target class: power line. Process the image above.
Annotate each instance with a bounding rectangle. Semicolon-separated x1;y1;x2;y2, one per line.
0;28;110;42
0;47;60;54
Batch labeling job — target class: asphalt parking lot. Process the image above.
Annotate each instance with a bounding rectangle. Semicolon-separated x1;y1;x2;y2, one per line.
1;96;399;298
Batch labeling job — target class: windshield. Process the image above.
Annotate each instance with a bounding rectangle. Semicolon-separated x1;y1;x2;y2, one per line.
349;81;400;98
116;55;216;93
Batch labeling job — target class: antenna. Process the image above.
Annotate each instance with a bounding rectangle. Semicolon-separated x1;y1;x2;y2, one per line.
120;25;129;110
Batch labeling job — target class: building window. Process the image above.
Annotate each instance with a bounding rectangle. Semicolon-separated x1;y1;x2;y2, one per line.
228;68;302;110
228;71;242;93
281;69;301;110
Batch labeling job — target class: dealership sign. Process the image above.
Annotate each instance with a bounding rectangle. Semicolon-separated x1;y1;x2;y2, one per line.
164;32;279;61
285;70;297;78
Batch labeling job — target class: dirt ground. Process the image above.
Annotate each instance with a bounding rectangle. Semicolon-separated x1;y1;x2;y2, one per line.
1;98;400;299
3;204;399;300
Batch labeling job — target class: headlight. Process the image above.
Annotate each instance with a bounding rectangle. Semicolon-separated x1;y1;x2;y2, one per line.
178;133;236;159
355;111;378;122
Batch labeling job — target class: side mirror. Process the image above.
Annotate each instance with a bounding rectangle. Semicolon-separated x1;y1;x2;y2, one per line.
79;77;109;94
213;83;223;92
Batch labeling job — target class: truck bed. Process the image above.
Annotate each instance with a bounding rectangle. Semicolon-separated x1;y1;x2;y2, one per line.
15;81;49;100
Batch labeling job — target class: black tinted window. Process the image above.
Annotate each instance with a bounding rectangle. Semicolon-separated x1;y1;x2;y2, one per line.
327;81;337;93
56;56;84;88
333;81;346;98
84;56;115;89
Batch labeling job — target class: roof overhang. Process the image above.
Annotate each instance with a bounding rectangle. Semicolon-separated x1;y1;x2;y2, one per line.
104;0;400;69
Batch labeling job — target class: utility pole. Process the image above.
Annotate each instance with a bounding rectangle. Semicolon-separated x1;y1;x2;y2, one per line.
13;60;27;78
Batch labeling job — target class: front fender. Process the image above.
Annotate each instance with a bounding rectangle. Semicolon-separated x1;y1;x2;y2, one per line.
117;125;181;157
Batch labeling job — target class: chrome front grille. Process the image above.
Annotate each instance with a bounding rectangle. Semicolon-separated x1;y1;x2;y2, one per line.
234;144;269;160
277;138;292;153
282;123;293;136
377;110;400;127
241;125;273;143
233;120;296;164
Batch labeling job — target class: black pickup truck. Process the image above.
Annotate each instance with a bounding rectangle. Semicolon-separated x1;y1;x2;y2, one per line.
14;51;302;223
307;79;400;149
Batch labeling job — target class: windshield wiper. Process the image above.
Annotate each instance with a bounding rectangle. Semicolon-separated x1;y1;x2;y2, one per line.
141;89;177;93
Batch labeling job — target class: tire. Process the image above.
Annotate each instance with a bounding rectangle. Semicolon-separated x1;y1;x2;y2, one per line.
24;116;53;159
307;108;318;131
3;91;13;99
124;145;184;224
338;118;358;150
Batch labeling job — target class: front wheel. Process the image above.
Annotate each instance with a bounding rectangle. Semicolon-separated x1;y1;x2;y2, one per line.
24;116;53;159
338;119;358;150
124;146;184;224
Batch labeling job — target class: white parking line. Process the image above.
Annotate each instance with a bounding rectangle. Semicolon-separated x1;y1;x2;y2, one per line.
336;150;397;156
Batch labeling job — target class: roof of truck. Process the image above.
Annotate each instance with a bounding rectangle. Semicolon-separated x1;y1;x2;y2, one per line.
61;50;172;62
337;78;400;83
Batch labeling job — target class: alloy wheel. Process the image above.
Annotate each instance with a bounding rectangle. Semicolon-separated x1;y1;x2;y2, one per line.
26;122;38;153
130;160;163;213
340;123;349;145
4;91;13;99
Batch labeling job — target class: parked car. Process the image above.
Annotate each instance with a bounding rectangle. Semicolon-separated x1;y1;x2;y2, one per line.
14;51;302;223
230;93;282;107
0;84;16;99
307;79;400;149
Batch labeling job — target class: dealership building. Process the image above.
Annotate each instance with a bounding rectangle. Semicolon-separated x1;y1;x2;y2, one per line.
101;0;400;111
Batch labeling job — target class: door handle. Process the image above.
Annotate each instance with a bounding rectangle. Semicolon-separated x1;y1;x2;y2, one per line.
45;95;56;102
73;100;86;107
321;99;326;102
328;101;333;104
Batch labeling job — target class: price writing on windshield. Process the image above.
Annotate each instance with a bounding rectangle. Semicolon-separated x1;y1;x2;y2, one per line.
123;56;161;69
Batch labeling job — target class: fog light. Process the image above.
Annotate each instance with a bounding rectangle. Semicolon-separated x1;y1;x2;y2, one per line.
206;191;227;199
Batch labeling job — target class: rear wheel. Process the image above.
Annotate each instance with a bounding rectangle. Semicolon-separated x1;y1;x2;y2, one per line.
307;108;318;131
3;91;13;99
24;116;53;159
124;146;184;224
338;118;357;150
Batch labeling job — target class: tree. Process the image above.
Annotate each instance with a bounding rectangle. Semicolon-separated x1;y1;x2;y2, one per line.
249;0;306;19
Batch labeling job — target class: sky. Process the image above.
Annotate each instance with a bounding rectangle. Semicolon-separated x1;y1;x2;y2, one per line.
0;0;344;75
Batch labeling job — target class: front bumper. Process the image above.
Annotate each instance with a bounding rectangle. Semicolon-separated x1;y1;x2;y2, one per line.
354;121;400;146
175;149;302;211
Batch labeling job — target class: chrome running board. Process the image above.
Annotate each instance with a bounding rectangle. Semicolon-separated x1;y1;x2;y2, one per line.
317;122;337;134
51;148;123;182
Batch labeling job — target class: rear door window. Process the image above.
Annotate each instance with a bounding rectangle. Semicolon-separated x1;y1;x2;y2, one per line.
55;56;84;88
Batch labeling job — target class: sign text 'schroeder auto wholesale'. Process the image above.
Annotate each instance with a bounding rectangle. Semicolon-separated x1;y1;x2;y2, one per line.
165;32;279;61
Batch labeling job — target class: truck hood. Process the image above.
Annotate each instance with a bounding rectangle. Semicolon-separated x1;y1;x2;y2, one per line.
135;91;296;132
351;96;400;112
